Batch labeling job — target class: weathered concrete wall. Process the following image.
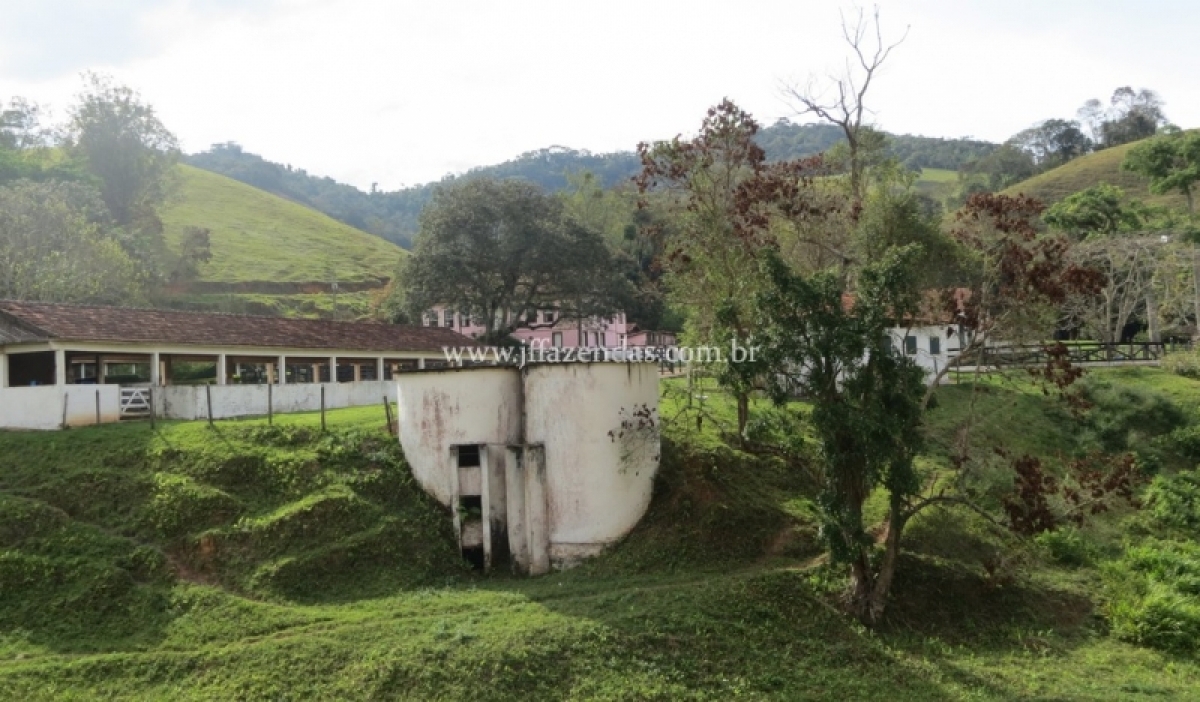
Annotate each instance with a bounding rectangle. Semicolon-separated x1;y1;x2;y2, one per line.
395;368;522;505
523;363;660;567
156;381;398;421
395;363;660;572
0;385;121;430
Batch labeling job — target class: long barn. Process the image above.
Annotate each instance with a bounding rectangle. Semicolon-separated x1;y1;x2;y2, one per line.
0;301;474;429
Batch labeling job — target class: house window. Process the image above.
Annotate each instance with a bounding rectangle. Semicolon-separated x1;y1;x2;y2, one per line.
552;332;563;348
928;336;941;355
443;311;454;328
424;310;438;327
904;336;918;355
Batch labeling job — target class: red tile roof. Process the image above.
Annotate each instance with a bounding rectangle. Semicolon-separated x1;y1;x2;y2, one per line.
0;301;477;353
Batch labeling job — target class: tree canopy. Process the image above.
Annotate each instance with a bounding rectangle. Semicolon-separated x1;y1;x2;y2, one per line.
401;177;628;341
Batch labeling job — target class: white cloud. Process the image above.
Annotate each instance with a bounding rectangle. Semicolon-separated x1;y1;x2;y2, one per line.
1;0;1197;190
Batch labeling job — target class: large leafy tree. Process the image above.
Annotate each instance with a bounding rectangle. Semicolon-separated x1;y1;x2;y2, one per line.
0;180;144;304
66;73;179;231
402;177;627;341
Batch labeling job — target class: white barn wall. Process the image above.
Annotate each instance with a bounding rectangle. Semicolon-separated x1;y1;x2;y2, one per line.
890;325;961;384
156;381;399;421
0;385;121;430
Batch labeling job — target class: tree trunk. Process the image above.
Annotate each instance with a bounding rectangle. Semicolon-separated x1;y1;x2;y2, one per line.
866;503;908;624
1146;283;1161;343
735;391;749;440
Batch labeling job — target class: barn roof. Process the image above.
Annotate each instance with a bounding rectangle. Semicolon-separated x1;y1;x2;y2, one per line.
0;300;476;353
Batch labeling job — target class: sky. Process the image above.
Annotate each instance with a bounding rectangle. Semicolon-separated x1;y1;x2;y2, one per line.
1;0;1196;191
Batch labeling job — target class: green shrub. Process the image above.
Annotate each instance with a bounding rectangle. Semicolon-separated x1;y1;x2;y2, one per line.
1143;468;1200;535
1035;527;1096;567
1106;539;1200;654
1109;580;1200;654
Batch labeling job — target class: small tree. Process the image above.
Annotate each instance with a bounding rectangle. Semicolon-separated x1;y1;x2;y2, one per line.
1043;184;1145;237
1123;130;1200;217
752;244;926;623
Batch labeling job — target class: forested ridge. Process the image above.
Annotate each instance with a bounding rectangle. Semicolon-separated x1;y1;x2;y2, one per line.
186;122;998;249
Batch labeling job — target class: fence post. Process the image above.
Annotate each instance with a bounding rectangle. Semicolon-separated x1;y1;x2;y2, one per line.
320;385;326;432
95;389;101;426
268;383;273;426
383;395;394;436
149;387;156;430
206;384;214;428
61;392;69;430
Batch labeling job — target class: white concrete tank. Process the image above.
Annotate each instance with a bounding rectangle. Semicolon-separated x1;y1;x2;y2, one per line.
395;367;522;504
523;363;660;566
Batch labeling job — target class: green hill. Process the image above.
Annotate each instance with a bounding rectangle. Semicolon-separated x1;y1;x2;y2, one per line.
1001;139;1190;210
161;165;405;290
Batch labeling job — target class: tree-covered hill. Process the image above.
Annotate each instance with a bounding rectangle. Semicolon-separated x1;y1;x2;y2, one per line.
186;123;998;249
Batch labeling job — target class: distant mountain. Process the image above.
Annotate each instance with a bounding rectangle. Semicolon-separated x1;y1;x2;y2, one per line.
186;123;998;249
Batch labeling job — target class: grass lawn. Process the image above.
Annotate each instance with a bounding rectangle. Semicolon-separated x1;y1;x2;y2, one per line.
161;165;404;286
3;370;1200;699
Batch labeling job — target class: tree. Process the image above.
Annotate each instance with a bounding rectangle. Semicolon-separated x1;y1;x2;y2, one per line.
636;100;836;434
402;177;626;341
169;226;213;284
1101;87;1166;147
921;193;1105;393
752;244;926;623
1043;184;1145;237
958;143;1037;192
1009;119;1092;169
66;73;179;229
0;180;145;304
1063;236;1163;343
783;5;907;204
1123;131;1200;217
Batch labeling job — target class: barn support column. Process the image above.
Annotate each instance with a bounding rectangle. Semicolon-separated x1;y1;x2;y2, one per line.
150;352;161;387
329;356;338;383
277;355;287;384
0;352;7;388
376;357;385;382
216;354;228;385
54;349;66;386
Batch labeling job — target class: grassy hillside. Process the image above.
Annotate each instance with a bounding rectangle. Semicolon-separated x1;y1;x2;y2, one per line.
1001;140;1191;210
4;371;1200;698
161;165;405;288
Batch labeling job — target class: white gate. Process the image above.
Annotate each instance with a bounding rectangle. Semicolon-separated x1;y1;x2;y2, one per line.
119;387;151;418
